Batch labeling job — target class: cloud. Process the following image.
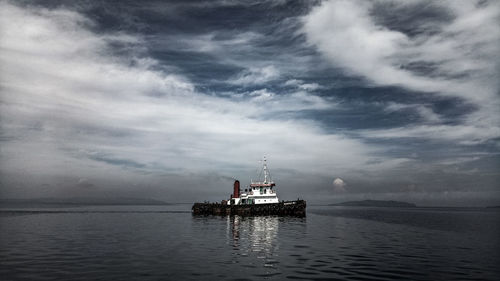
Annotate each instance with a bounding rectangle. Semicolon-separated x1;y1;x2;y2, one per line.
302;0;500;98
247;89;274;101
170;32;263;54
358;124;500;145
231;65;280;85
1;1;497;204
241;88;333;112
303;0;411;86
302;0;500;144
0;1;409;199
160;28;318;87
284;79;322;91
384;102;441;123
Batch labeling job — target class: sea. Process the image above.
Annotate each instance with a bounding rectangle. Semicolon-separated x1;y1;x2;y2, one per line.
1;204;499;280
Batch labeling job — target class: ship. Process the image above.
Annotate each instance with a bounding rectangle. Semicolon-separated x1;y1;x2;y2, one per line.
192;157;306;216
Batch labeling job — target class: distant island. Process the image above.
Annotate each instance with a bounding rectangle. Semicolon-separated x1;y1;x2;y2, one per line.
330;200;416;208
0;197;172;206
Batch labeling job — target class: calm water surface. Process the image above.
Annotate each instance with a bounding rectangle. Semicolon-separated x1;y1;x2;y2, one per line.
1;204;499;280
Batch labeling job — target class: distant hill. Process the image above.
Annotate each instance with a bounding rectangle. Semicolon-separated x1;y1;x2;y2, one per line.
0;197;172;206
330;200;416;208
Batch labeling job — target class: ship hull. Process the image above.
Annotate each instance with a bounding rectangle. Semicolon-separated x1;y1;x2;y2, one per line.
192;200;306;217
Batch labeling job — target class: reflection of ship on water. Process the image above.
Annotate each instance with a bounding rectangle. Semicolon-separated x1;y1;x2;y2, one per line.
228;216;279;256
229;216;240;245
193;158;306;216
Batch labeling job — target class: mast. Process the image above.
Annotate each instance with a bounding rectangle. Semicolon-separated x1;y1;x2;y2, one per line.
263;156;270;184
250;156;275;187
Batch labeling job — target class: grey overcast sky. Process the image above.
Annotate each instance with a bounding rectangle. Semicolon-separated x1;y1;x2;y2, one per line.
1;0;499;206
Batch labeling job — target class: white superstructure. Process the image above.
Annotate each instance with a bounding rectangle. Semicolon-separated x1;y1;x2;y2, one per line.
229;157;280;205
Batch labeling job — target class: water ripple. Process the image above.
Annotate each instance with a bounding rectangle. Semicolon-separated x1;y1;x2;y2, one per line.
0;206;498;280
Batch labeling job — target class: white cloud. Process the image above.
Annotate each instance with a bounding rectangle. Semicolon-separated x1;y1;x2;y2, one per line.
0;1;408;196
284;79;321;91
358;124;500;145
248;89;274;101
302;0;500;144
303;0;410;85
231;65;280;85
168;31;263;54
302;0;500;98
242;88;333;111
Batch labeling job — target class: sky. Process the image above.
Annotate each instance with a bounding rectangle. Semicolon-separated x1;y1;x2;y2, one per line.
1;0;499;206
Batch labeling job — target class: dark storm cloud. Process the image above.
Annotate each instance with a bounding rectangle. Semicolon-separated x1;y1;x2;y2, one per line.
1;0;499;205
